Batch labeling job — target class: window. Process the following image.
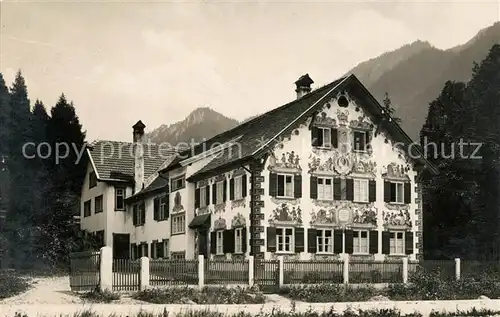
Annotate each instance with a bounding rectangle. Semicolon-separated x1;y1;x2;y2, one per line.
317;177;333;200
390;182;404;203
171;176;185;192
216;230;224;255
95;230;105;247
134;202;145;226
277;174;294;198
353;230;369;254
390;231;405;254
163;240;169;258
115;187;125;211
95;195;103;213
354;179;369;203
235;228;243;253
354;131;367;152
234;176;243;200
171;214;185;234
317;127;331;148
159;196;167;219
317;229;334;253
199;185;207;208
83;200;91;217
171;252;185;260
215;181;224;204
89;171;97;189
276;227;294;252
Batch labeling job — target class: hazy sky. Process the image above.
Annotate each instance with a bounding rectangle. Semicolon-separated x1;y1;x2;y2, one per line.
1;0;499;142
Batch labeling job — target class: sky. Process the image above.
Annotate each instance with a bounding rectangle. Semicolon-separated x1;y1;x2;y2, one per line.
1;0;499;142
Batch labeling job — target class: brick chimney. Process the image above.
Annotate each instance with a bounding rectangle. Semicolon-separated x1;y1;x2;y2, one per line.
295;74;314;99
133;120;146;193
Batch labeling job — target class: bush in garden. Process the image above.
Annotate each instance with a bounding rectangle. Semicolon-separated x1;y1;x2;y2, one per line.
0;270;30;299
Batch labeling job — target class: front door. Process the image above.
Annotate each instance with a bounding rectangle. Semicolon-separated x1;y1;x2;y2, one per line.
113;233;130;259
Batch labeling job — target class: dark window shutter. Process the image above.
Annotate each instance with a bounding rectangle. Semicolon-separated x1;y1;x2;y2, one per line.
141;203;146;225
384;181;391;202
331;128;338;148
404;182;411;204
223;229;234;253
366;130;371;145
310;176;318;199
344;230;354;254
131;244;136;259
212;183;217;204
153;198;159;221
382;231;391;254
269;172;277;197
346;178;354;201
359;132;366;150
307;229;317;253
242;228;247;253
210;231;217;254
334;229;343;254
405;231;414;255
223;179;227;202
205;186;210;206
156;241;163;258
132;205;138;226
294;174;302;198
369;180;376;202
229;178;235;200
311;127;319;146
295;227;304;253
165;195;170;219
369;230;378;254
195;188;200;208
143;243;148;257
333;178;342;200
150;242;155;258
267;227;277;252
242;174;247;197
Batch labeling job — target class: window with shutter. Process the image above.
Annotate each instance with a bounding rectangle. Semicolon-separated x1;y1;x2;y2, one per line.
199;185;207;208
216;230;224;255
389;231;405;254
353;179;369;203
317;177;333;200
171;214;185;234
234;228;244;253
215;181;224;204
234;176;243;199
153;197;160;221
159;195;167;220
277;174;294;198
389;182;404;203
115;187;125;211
316;229;334;253
353;131;367;152
276;227;294;252
353;230;369;254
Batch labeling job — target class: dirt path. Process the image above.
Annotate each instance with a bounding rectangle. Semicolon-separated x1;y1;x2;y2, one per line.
0;276;82;304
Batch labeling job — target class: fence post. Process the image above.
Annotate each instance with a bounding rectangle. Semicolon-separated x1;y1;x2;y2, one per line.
139;256;150;291
402;257;408;284
343;256;349;284
278;256;284;288
198;255;205;289
455;258;461;281
248;256;254;287
99;246;113;292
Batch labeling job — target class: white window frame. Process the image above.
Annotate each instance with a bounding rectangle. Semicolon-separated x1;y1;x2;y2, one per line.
276;227;294;253
318;127;331;148
391;181;405;204
317;177;333;200
234;176;243;200
163;240;169;259
171;214;185;234
234;228;243;253
316;229;334;253
159;195;167;219
216;181;224;204
277;174;294;198
353;130;368;152
353;179;369;203
216;230;224;255
171;176;185;192
199;185;207;208
353;230;369;254
115;188;125;210
390;231;405;255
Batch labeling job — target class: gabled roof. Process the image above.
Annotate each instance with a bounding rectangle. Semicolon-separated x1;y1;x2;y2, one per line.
164;74;437;181
87;140;178;182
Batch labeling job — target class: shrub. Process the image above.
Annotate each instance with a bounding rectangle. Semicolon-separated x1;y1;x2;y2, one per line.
133;285;265;304
80;289;120;303
0;270;30;299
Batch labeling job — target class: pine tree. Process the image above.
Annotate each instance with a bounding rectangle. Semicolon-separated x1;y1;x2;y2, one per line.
0;73;10;267
382;92;402;124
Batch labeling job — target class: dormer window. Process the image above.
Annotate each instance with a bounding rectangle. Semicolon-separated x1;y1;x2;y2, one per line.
171;176;185;192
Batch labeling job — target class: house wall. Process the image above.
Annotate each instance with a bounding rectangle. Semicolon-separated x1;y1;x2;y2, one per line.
80;164;108;240
257;92;420;262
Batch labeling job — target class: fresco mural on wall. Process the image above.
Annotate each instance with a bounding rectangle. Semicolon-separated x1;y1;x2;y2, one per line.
172;191;184;213
268;203;303;225
231;213;246;228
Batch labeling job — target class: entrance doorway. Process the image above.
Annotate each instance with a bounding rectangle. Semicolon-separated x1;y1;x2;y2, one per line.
113;233;130;259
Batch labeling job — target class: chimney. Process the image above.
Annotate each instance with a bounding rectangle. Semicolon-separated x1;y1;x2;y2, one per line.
133;120;146;193
294;74;314;99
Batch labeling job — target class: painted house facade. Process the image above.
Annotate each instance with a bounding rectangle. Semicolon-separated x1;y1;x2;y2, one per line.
80;73;436;261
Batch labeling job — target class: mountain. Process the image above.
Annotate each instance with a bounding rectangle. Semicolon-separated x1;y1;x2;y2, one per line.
148;22;500;145
348;22;500;140
146;107;239;145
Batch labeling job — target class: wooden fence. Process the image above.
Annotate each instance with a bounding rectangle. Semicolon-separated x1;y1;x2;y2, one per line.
69;251;100;292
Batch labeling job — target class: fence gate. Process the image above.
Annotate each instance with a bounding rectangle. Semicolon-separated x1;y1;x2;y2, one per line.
254;259;279;293
69;251;100;292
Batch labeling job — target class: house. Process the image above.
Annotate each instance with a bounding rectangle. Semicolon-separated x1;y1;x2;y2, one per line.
80;73;437;262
